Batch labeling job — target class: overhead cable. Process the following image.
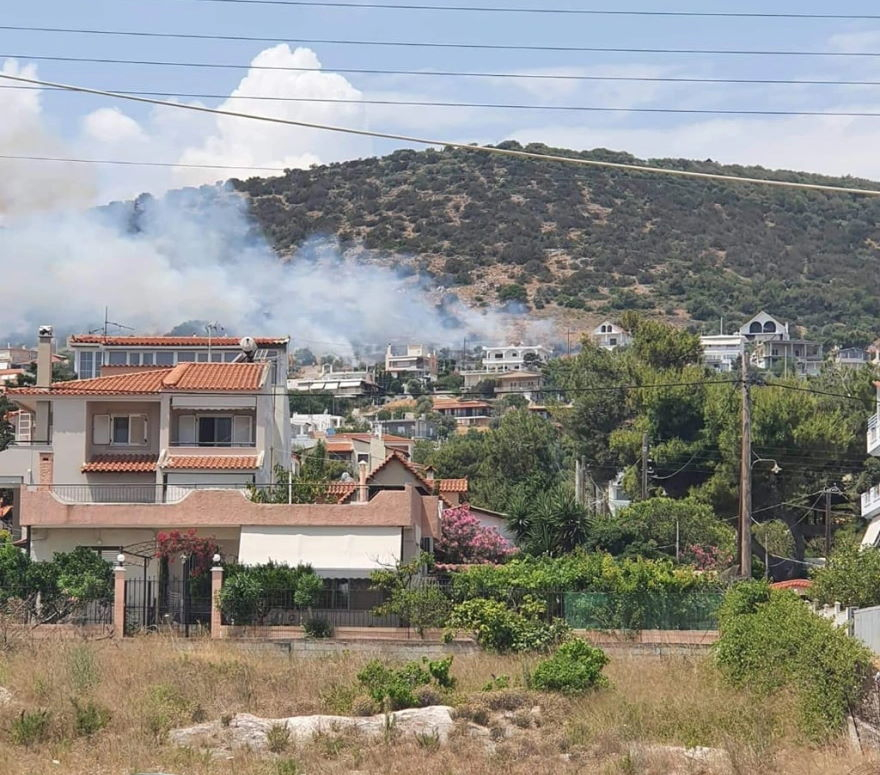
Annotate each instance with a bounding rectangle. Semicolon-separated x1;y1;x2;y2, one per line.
5;24;880;57
4;71;880;197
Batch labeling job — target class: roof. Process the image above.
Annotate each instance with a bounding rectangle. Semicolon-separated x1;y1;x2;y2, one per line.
770;579;813;590
68;335;288;347
438;478;468;493
8;362;267;396
494;371;542;381
433;399;491;410
162;455;261;470
324;440;354;453
329;432;413;445
325;482;358;503
82;454;157;473
367;450;434;490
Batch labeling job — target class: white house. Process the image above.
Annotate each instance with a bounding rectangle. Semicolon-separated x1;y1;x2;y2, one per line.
480;345;551;373
862;381;880;545
700;334;743;373
739;312;789;343
385;344;438;381
592;321;632;351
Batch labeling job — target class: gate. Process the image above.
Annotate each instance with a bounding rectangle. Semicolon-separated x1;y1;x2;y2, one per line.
853;605;880;653
124;577;212;637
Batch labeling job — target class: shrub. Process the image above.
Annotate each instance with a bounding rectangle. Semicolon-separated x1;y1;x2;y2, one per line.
356;657;454;711
303;616;333;639
218;574;263;625
481;675;510;692
530;639;609;694
370;554;452;637
810;544;880;608
425;655;456;689
714;580;873;741
10;709;51;746
435;505;515;565
71;698;111;737
445;597;570;653
141;683;193;740
266;722;291;753
350;695;378;716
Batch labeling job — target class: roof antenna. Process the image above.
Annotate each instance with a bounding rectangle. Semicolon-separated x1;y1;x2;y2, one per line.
89;307;134;337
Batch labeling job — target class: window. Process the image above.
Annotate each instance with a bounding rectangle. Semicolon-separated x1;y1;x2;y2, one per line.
211;352;223;362
223;352;239;362
763;321;777;333
196;352;209;362
494;353;503;359
78;350;98;379
107;351;127;366
178;351;196;362
156;351;174;366
749;322;762;334
610;338;617;346
141;352;154;366
356;452;369;464
94;414;147;446
198;417;232;446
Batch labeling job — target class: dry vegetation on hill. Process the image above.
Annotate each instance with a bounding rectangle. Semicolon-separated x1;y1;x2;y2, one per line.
0;636;874;775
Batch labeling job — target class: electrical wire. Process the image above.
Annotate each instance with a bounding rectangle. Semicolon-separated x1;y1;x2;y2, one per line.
0;153;289;173
6;71;880;197
167;1;880;21
13;54;880;88
7;24;880;57
8;84;880;118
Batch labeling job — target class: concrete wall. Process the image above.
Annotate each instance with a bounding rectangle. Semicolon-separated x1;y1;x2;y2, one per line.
51;399;89;483
0;444;50;484
86;399;161;462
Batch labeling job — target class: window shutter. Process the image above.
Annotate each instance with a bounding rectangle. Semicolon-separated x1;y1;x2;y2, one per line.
178;415;196;445
93;414;111;445
129;415;147;446
233;416;252;445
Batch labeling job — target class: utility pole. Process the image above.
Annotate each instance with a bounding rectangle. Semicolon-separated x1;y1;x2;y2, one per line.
739;342;752;578
640;432;649;501
824;487;833;557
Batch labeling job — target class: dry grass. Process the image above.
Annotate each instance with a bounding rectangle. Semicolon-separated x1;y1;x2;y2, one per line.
0;636;876;774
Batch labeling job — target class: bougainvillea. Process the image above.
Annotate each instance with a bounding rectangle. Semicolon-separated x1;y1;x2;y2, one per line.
436;505;515;565
156;529;220;577
683;544;732;572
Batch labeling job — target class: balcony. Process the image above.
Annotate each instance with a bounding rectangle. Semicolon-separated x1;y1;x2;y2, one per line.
51;483;250;505
862;484;880;519
869;414;880;456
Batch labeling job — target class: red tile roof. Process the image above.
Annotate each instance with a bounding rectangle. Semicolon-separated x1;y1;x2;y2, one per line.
162;455;260;470
325;440;354;453
8;362;267;395
69;335;288;347
438;478;468;493
329;432;413;445
367;450;434;492
325;482;358;503
770;579;813;590
82;454;157;473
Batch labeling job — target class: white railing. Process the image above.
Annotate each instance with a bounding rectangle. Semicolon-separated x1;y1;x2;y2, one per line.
51;483;248;505
862;484;880;518
869;414;880;453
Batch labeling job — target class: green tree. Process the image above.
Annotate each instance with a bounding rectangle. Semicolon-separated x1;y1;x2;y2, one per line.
253;442;350;504
497;283;529;305
0;395;15;452
620;312;703;370
811;545;880;608
507;485;592;556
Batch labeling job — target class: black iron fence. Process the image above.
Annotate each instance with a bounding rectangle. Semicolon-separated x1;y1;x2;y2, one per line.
124;578;212;636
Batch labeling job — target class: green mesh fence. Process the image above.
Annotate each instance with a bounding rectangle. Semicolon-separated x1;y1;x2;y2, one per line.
563;591;723;631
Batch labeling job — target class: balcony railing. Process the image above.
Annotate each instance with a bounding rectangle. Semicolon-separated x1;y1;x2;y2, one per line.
869;414;880;454
51;483;250;505
862;484;880;518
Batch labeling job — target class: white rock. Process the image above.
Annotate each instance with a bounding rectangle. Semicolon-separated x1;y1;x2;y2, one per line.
0;687;12;706
170;706;456;752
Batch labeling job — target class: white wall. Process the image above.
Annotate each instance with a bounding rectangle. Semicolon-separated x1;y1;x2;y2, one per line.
238;526;402;573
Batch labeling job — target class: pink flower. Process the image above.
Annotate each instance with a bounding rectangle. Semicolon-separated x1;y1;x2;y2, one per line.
436;504;515;565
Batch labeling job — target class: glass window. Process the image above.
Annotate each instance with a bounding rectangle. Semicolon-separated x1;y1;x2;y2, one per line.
78;351;96;379
224;352;238;362
141;352;154;366
128;352;141;366
155;351;174;366
196;352;209;362
108;351;127;365
177;351;197;362
198;416;232;446
112;416;130;444
211;352;223;362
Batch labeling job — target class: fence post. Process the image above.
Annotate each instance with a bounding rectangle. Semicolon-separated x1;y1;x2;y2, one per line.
113;554;126;639
211;554;223;639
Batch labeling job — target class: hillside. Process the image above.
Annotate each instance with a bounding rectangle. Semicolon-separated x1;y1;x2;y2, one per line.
232;143;880;345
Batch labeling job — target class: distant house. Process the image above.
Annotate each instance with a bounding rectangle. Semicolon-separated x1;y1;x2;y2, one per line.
290;412;344;442
493;371;543;398
373;417;440;441
432;398;492;431
700;334;743;373
592;321;631;351
385;344;438;382
738;313;823;376
480;345;551;373
317;431;415;472
288;367;380;398
739;312;789;343
833;347;869;368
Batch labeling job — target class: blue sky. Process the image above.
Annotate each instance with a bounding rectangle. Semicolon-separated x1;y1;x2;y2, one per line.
5;0;880;207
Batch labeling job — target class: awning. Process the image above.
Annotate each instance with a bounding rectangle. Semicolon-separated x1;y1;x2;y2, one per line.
238;526;402;573
864;518;880;547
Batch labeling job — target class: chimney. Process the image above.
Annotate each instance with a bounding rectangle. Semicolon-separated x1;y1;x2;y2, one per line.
36;326;54;388
358;460;369;503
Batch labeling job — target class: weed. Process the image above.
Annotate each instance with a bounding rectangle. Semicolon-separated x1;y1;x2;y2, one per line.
482;690;531;712
482;675;511;692
453;703;490;726
274;759;302;775
9;708;51;746
71;698;111;737
415;729;441;751
303;616;333;639
141;683;192;741
350;695;378;717
67;645;99;694
266;722;291;753
319;681;357;715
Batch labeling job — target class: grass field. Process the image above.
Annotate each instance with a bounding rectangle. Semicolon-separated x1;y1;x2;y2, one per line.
0;635;875;775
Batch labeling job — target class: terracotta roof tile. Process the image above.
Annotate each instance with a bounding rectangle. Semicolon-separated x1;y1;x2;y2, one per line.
69;335;288;347
325;440;354;453
770;579;813;589
438;478;469;493
325;482;358;503
162;455;260;470
82;454;158;473
8;362;267;395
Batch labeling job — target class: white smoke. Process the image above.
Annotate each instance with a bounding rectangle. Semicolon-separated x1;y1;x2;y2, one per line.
0;186;551;356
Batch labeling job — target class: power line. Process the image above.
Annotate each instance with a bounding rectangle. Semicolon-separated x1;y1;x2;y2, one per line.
7;24;880;57
5;71;880;198
165;0;880;21
8;84;880;118
13;53;880;88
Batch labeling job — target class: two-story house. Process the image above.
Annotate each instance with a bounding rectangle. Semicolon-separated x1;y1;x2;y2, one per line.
0;329;446;590
480;345;551;373
700;334;743;373
385;344;438;382
591;321;632;351
432;398;492;431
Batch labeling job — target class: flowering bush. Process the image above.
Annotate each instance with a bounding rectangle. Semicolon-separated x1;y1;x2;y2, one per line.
435;505;515;565
155;529;219;577
683;544;732;571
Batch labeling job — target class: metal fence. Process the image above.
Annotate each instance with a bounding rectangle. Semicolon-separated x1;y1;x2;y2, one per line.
124;578;212;636
563;591;723;631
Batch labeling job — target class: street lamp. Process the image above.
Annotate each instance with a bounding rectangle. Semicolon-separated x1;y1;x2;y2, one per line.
752;455;782;474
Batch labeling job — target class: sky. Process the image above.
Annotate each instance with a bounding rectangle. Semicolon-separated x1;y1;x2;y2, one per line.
5;0;880;208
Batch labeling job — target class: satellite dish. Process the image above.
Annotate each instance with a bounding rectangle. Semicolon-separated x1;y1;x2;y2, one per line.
239;336;257;354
